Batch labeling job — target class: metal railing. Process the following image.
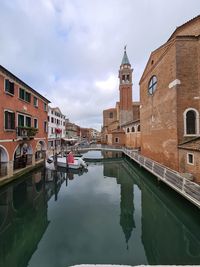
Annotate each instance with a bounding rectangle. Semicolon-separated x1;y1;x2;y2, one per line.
123;148;200;208
16;126;38;139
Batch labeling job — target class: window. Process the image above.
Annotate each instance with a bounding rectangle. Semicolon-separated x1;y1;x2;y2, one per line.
18;114;31;127
131;126;135;132
148;75;157;95
184;108;199;136
137;125;140;132
34;118;38;128
44;103;47;111
186;110;196;134
34;96;38;107
18;114;24;127
26;117;31;127
19;88;31;103
5;79;14;95
115;137;119;143
4;111;15;130
127;128;130;133
51;117;54;123
109;112;113;119
187;153;194;165
44;121;48;133
25;92;31;102
19;88;25;99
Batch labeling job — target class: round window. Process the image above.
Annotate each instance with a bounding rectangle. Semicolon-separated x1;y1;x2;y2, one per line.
148;75;157;95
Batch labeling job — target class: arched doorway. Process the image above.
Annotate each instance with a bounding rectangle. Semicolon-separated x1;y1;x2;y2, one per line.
13;143;33;170
35;140;47;162
0;146;9;177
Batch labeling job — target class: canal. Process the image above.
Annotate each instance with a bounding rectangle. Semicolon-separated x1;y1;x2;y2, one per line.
0;151;200;267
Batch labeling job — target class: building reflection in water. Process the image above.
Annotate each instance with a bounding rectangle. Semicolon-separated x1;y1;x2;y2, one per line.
0;170;49;267
103;161;136;249
123;159;200;265
141;176;200;265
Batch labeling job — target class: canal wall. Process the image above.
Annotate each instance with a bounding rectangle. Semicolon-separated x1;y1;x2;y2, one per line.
0;159;44;187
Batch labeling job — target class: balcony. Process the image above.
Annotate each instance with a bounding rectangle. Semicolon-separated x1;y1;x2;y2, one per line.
16;126;38;139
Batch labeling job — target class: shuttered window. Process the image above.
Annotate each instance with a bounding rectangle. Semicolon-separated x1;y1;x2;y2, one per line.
5;79;14;95
5;111;15;129
19;88;31;103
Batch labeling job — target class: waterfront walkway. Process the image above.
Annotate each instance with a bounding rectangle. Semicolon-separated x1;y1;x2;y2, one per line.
77;145;200;209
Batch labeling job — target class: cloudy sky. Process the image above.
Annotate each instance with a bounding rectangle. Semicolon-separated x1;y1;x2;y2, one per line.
0;0;200;130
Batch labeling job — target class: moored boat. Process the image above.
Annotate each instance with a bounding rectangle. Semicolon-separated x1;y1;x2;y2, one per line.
45;155;88;170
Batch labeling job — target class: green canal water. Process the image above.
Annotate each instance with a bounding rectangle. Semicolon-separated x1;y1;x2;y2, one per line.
0;151;200;267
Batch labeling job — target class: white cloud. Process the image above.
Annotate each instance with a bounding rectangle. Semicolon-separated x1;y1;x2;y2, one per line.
95;75;118;91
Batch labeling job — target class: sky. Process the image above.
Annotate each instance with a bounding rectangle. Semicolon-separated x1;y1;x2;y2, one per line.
0;0;200;130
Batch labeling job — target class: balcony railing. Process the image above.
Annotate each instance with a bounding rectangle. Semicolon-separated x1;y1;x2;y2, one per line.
16;126;38;139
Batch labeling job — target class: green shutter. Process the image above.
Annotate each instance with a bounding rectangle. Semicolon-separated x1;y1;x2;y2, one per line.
11;113;15;129
19;88;24;99
10;82;14;94
5;79;10;92
4;111;8;129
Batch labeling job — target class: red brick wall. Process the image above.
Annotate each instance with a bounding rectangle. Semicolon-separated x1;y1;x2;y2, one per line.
103;108;117;127
119;85;133;111
170;17;200;40
179;149;200;183
125;132;141;149
112;132;125;146
140;43;179;171
176;37;200;143
0;72;48;159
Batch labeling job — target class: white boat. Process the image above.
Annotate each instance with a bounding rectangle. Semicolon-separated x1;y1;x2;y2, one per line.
46;155;88;170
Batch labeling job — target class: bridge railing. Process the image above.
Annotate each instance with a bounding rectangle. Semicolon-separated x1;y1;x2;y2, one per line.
76;144;124;151
123;148;200;208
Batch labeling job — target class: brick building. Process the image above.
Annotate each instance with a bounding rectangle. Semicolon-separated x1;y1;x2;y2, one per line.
0;65;50;180
140;15;200;182
102;48;140;147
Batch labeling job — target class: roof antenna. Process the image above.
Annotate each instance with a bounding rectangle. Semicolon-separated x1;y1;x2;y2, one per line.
124;45;127;52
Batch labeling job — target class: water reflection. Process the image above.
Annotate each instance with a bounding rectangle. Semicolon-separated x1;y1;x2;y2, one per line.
0;170;49;267
123;158;200;265
0;156;200;267
104;161;135;249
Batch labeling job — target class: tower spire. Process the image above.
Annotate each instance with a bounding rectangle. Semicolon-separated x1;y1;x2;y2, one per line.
121;45;130;66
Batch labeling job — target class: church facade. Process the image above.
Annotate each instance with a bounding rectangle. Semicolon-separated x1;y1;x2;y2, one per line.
140;15;200;182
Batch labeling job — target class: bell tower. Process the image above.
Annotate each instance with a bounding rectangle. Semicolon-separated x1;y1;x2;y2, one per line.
119;46;133;126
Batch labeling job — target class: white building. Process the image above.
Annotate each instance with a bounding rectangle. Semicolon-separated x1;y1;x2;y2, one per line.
48;106;66;149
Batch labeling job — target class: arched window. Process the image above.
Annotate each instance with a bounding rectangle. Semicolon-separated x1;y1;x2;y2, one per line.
131;127;135;132
186;110;196;134
184;108;199;135
148;75;157;95
127;128;130;133
137;125;140;132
